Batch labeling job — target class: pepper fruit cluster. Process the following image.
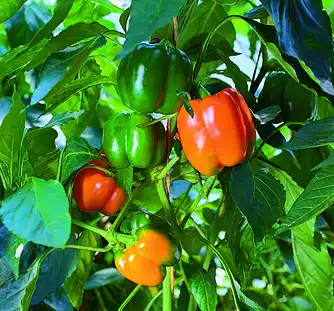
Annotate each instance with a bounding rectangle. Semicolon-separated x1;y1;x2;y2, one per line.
177;88;256;176
115;213;181;286
73;157;127;216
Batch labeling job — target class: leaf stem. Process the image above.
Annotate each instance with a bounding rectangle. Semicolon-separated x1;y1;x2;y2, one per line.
64;244;112;253
163;267;173;311
118;285;142;311
180;176;216;228
252;121;306;158
157;156;179;180
56;148;65;181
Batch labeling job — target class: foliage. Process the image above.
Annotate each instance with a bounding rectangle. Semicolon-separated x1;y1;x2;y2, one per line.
0;0;333;310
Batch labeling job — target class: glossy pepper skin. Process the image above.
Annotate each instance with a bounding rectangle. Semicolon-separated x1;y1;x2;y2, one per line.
177;88;256;176
114;213;181;286
117;43;192;114
73;158;127;216
102;112;166;169
258;72;317;128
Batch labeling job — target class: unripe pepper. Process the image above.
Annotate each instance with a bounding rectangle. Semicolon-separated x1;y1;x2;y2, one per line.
177;88;256;176
102;112;166;169
73;158;127;216
258;72;318;128
114;213;181;286
117;43;193;114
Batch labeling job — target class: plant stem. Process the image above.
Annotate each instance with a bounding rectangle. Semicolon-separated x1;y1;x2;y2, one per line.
72;218;108;238
252;121;306;158
144;290;163;311
56;148;65;181
173;16;179;47
250;66;267;95
163;267;173;311
180;176;216;228
118;285;142;311
94;288;108;311
64;244;112;253
188;296;197;311
157;156;179;180
83;164;113;177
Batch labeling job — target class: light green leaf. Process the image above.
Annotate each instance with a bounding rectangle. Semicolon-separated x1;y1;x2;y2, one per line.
0;0;27;23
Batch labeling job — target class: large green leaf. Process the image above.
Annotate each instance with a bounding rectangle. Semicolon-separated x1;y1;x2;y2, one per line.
29;0;75;47
0;178;71;248
183;264;218;311
312;151;334;171
32;150;60;180
281;118;334;150
0;251;46;311
61;137;100;183
277;166;334;233
85;268;124;290
118;0;185;58
265;163;334;311
0;0;27;23
64;230;101;309
230;161;285;241
261;0;334;95
4;3;51;48
30;36;106;105
0;89;25;187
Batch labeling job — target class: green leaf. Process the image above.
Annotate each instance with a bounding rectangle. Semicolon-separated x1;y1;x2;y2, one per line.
61;137;100;183
184;264;218;311
29;0;75;47
277;166;334;233
254;105;281;124
133;182;162;213
115;166;133;198
64;230;101;309
0;178;71;248
4;3;52;48
30;36;106;105
178;0;235;49
0;221;26;279
312;151;334;171
244;4;269;19
85;268;124;290
230;161;285;241
281;118;334;150
264;162;334;310
0;0;27;23
0;251;46;311
31;238;79;305
0;89;25;186
45;76;115;114
261;0;334;95
45;111;85;128
33;150;60;180
119;7;130;33
118;0;185;58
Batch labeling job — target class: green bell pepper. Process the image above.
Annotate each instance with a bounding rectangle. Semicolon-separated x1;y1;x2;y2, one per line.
258;72;318;128
102;112;166;169
117;43;193;114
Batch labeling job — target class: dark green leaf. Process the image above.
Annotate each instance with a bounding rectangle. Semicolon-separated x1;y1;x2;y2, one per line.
0;0;27;23
119;7;130;33
61;137;100;183
184;264;218;311
29;0;75;47
44;285;73;311
134;182;162;213
254;105;281;124
33;150;60;180
64;230;101;309
31;36;106;105
281;118;334;150
85;268;124;290
4;3;51;48
118;0;185;58
31;236;79;305
277;166;334;233
0;89;25;186
0;252;46;311
312;151;334;171
261;0;334;95
0;178;71;247
244;4;269;19
115;166;133;198
0;221;25;279
45;111;85;128
230;161;285;241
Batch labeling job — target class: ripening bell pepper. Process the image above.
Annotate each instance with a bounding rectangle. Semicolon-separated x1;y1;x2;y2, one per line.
177;88;256;176
117;43;193;114
114;212;181;286
102;112;166;169
73;157;127;216
258;72;318;128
